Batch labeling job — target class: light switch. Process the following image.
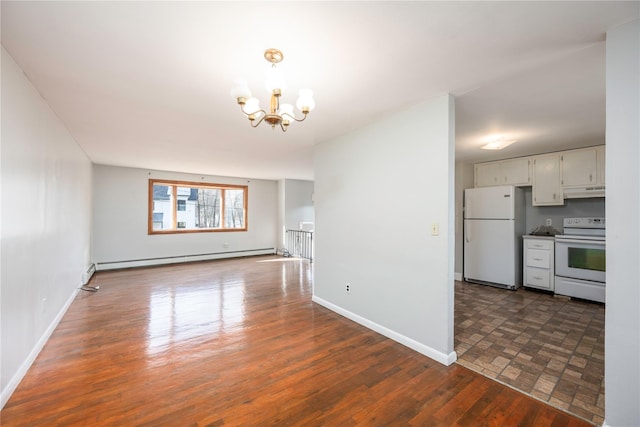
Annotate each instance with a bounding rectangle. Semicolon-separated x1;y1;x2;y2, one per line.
431;223;439;236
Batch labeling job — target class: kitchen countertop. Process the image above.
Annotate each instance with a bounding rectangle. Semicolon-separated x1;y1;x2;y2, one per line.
522;235;556;241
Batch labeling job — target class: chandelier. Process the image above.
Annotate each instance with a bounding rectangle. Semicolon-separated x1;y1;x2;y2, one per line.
230;48;315;132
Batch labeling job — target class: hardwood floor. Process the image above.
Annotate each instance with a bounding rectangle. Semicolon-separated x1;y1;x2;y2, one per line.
2;256;592;426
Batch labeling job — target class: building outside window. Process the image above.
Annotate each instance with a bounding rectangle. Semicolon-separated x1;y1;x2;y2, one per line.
149;180;247;234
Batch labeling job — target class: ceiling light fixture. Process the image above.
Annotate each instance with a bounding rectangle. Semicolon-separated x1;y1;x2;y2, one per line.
481;136;516;150
230;48;315;132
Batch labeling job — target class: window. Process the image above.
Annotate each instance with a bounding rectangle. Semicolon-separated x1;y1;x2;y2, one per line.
149;179;247;234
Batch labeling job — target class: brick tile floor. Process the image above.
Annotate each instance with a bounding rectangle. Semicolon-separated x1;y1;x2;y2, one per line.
455;281;605;425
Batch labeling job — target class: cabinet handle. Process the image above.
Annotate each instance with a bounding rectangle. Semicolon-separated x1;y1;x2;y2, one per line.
533;258;543;261
589;173;593;182
533;276;543;280
553;193;556;200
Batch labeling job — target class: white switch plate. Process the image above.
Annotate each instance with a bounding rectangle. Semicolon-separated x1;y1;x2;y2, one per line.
431;223;439;236
546;218;552;226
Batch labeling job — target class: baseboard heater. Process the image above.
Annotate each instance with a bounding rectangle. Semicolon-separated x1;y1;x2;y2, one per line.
81;263;99;292
82;263;97;285
96;248;276;271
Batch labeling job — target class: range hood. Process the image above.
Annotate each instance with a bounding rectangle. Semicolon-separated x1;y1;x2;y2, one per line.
563;185;606;199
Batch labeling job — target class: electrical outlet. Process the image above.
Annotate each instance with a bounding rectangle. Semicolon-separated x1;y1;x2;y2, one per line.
546;218;552;226
346;282;351;293
431;223;439;236
41;298;47;313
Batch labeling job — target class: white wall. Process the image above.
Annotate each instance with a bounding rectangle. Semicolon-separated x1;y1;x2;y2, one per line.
276;179;315;250
604;18;640;427
313;94;456;365
92;165;278;269
1;47;92;407
523;189;605;233
277;179;286;249
284;179;314;231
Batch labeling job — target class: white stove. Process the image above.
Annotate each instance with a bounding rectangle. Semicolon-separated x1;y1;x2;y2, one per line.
555;217;606;303
556;217;605;241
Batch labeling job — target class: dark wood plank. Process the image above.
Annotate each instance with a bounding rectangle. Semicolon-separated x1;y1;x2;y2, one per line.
1;256;593;426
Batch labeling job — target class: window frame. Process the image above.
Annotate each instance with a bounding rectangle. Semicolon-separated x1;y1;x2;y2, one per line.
148;179;248;234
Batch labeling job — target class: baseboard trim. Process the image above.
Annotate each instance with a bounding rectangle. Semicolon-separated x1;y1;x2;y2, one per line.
1;287;80;409
312;295;457;366
454;272;462;281
96;248;276;270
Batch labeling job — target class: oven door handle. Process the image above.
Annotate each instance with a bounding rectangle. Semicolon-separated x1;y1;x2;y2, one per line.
555;238;606;246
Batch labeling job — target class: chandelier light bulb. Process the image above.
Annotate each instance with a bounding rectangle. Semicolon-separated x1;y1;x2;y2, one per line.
244;97;261;114
230;79;252;100
296;89;315;112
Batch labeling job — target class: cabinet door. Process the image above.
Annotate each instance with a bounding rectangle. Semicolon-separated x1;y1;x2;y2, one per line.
526;239;553;250
502;158;531;186
525;267;552;290
474;162;501;187
597;145;605;185
562;148;598;187
532;154;563;206
526;249;550;268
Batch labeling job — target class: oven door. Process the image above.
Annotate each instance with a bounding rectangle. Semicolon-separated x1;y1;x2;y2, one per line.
555;237;606;283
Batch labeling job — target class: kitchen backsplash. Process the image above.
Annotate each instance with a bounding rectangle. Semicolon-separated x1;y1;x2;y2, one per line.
523;187;605;234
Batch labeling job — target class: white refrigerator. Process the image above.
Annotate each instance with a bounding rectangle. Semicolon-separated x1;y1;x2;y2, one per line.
463;185;525;289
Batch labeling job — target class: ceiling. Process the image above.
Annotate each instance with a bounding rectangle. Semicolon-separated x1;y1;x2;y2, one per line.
2;2;638;181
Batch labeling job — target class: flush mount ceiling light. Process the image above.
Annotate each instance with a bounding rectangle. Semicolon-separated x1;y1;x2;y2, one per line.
230;48;315;132
481;136;517;150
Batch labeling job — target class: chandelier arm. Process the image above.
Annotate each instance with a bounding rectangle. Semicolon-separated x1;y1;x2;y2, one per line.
281;112;308;123
249;113;268;128
239;103;266;117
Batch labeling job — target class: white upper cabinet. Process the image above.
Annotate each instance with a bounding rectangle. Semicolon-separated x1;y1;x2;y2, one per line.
501;157;531;186
532;153;563;206
561;147;598;187
474;162;501;187
474;158;530;187
473;146;605;205
597;145;605;185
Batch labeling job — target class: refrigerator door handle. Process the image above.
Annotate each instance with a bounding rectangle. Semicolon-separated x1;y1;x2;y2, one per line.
465;221;471;243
